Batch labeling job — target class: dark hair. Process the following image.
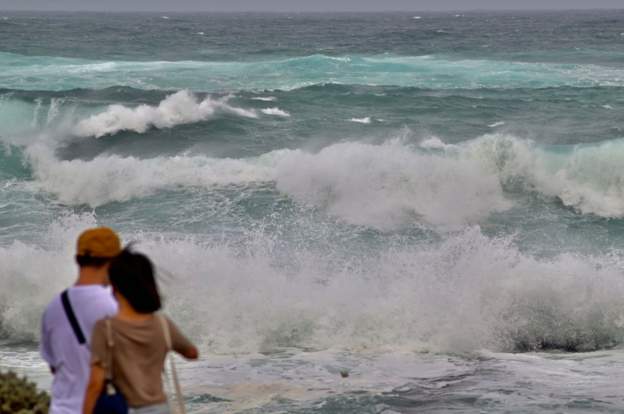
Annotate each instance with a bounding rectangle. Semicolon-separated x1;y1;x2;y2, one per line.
75;255;112;268
108;248;162;314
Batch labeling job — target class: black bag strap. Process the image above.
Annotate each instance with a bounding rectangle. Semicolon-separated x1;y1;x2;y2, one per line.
61;289;87;345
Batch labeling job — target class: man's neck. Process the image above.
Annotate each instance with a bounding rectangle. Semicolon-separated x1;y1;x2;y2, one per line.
74;267;106;286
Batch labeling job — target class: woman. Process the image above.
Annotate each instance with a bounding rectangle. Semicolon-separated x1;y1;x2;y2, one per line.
83;248;198;414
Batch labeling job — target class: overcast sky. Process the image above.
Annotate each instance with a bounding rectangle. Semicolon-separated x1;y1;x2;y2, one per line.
1;0;623;12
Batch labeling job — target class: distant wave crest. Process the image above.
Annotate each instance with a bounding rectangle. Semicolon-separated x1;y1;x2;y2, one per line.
2;51;624;92
74;90;257;138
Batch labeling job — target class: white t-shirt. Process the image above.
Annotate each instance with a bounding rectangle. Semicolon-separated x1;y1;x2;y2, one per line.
40;285;118;414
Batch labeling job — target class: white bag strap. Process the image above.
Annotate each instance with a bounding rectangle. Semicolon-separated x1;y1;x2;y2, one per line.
160;315;172;350
105;318;114;381
159;315;186;414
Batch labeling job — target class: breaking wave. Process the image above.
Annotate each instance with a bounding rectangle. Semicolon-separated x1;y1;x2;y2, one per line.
74;90;257;138
273;139;510;229
12;134;624;226
23;138;511;229
463;135;624;218
2;215;624;354
23;143;277;207
0;90;258;140
0;90;262;139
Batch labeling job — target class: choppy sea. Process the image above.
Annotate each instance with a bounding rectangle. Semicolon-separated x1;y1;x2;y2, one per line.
2;10;624;413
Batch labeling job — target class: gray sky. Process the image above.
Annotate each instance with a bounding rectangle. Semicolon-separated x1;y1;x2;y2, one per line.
1;0;623;12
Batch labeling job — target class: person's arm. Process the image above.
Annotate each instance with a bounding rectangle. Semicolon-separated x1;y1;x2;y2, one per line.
82;364;105;414
168;319;199;360
182;345;199;360
84;319;108;413
40;309;56;375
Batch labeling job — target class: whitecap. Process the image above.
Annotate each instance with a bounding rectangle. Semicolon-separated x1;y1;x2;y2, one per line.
252;96;277;102
261;107;290;117
349;117;371;124
488;121;506;128
419;137;454;150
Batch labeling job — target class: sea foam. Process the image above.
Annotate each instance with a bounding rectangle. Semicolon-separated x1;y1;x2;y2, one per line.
2;216;624;355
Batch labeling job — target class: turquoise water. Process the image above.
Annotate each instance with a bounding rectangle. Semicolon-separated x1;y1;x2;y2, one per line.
2;10;624;413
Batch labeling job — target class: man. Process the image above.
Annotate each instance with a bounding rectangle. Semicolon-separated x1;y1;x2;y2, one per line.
40;227;122;414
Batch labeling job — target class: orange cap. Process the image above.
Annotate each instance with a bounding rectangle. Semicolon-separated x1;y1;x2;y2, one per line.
76;227;122;258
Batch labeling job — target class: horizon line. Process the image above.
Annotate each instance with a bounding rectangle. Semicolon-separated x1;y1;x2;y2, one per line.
1;7;624;13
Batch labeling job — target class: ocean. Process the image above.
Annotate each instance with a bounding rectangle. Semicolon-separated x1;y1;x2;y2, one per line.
1;10;624;413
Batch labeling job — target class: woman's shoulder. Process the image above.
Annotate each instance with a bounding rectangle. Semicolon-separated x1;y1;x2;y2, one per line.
90;318;112;346
163;315;184;332
93;317;109;330
93;316;116;333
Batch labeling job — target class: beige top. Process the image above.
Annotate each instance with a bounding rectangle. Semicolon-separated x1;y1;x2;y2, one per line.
90;316;194;408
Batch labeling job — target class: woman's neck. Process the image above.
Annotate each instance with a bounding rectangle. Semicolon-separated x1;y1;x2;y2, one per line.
115;297;153;322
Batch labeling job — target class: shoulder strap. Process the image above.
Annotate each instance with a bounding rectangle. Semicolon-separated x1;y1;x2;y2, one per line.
60;289;86;345
105;318;114;381
159;315;172;351
159;315;186;414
